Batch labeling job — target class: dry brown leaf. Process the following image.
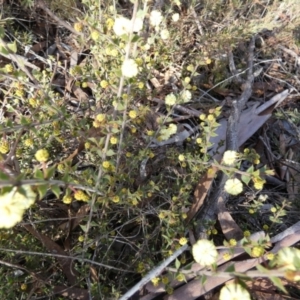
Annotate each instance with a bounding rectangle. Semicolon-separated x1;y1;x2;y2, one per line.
187;166;217;222
218;198;243;240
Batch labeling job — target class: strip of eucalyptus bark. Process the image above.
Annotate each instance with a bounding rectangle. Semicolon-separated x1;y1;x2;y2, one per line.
195;36;255;239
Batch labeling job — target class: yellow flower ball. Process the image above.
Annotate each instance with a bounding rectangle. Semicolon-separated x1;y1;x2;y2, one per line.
102;161;110;169
263;224;269;231
229;239;237;246
192;239;218;266
176;273;185;282
110;49;118;57
122;59;138;78
62;195;72;204
223;252;231;260
100;80;109;88
244;230;251;237
207;114;215;121
150;10;163;27
166;286;173;295
84;142;91;149
206;58;212;65
0;140;9;154
224;178;243;195
5;64;14;73
29;97;38;107
91;30;100;41
178;154;185;162
96;114;106;122
251;246;265;258
35;149;49;162
129;110;137;119
106;18;114;30
132;199;138;205
78;235;85;242
158;211;165;219
74;190;89;202
222;150;237;166
110;136;118;144
165;93;176;106
160;29;170;39
179;237;188;245
199;114;206;121
74;22;83;32
57;163;65;172
112;196;120;203
162;276;169;285
196;138;202;144
151;277;160;286
187;64;194;72
212;228;218;235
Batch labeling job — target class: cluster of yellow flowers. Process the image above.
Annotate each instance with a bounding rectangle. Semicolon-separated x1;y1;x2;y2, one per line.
74;190;89;202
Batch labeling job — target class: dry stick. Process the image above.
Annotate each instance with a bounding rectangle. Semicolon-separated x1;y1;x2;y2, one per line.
194;36;255;239
151;97;201;117
0;248;134;273
35;0;84;37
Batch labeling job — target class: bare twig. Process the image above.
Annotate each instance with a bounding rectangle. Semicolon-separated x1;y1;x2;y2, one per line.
151;97;201;117
0;248;134;273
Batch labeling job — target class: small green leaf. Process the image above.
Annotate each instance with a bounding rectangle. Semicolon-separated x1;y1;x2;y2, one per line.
34;169;44;179
224;264;235;272
80;224;88;233
0;46;9;55
241;174;251;185
106;149;115;156
0;27;5;38
44;165;56;180
0;171;10;180
246;165;254;174
200;274;207;285
256;264;269;273
269;276;288;294
51;185;61;199
7;41;17;53
36;184;48;199
175;258;181;270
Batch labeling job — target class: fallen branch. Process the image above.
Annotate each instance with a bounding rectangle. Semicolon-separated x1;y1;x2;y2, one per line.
192;36;256;239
